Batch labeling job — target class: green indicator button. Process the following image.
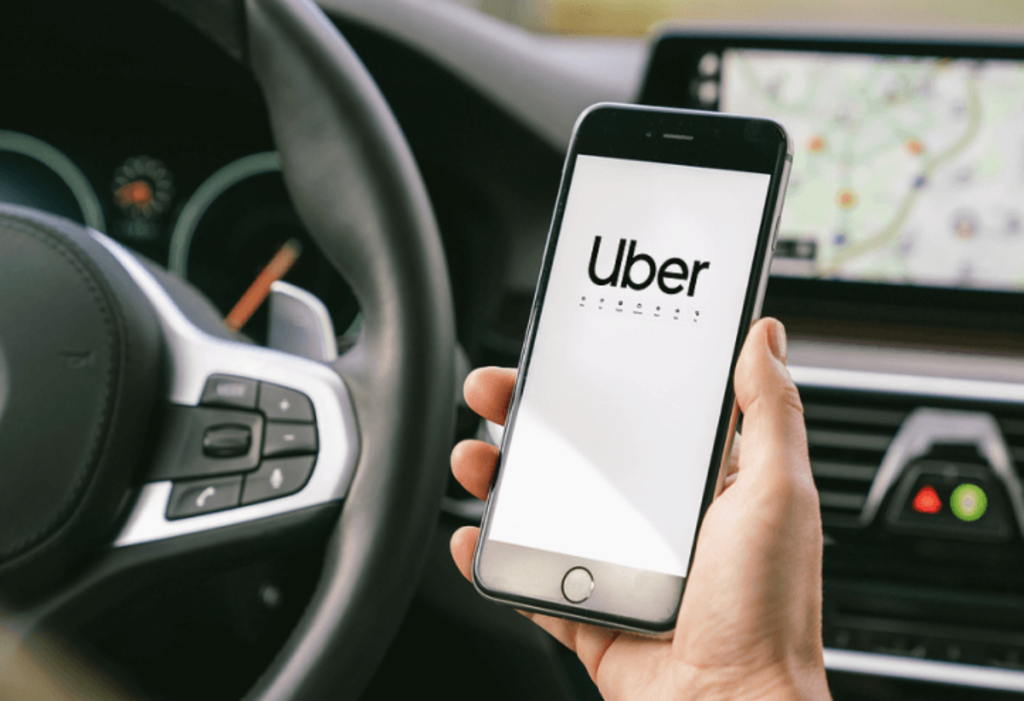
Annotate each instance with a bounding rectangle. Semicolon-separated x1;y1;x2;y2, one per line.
950;483;988;522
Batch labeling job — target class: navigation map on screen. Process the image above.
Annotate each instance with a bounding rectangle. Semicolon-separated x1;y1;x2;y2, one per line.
720;49;1024;292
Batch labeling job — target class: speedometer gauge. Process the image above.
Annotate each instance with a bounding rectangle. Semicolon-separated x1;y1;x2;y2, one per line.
169;152;359;346
112;156;174;219
112;155;174;242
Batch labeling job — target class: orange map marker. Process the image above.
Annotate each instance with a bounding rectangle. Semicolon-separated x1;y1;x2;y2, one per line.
906;138;925;156
836;188;859;210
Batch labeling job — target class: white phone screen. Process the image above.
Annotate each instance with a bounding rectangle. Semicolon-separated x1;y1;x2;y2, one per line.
487;154;771;577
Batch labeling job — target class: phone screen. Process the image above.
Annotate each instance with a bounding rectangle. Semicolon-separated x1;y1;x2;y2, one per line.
486;153;772;578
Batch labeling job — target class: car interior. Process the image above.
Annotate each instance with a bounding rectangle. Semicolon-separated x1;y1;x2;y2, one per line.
2;0;1024;699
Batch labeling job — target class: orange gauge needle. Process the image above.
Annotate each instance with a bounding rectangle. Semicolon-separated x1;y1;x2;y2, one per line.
224;238;303;333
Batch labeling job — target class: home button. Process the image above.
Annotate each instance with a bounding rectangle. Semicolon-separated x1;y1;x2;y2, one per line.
561;567;594;603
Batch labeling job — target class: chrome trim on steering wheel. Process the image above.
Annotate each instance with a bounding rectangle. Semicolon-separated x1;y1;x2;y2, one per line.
94;232;359;547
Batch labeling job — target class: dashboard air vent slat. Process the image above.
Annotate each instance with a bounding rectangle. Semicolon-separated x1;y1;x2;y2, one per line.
818;491;868;511
803;404;907;428
999;418;1024;437
806;429;893;453
811;462;878;481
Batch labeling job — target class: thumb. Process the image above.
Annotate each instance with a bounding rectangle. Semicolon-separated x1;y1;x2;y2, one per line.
733;318;811;488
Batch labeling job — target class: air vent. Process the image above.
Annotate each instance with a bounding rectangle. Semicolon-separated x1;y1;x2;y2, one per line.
995;411;1024;479
800;389;912;529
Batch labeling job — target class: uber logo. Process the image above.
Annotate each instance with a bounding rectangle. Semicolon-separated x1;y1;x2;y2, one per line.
587;237;710;296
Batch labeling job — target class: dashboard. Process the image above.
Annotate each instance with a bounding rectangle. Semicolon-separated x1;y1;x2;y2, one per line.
5;1;1024;699
644;31;1024;697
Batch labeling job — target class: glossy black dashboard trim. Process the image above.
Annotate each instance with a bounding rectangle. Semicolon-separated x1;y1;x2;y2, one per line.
643;34;1024;111
640;33;1024;330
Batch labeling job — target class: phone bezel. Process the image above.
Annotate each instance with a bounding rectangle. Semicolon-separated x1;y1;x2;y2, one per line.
473;103;791;634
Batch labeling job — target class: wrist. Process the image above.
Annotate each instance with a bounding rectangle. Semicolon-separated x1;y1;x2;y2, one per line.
677;656;831;701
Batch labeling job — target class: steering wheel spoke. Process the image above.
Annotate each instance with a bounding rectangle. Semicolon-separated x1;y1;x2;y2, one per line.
100;235;360;548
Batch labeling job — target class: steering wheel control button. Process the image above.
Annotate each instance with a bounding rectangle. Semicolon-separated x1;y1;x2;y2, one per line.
259;383;314;422
167;476;243;519
201;375;258;410
561;567;594;604
263;423;318;458
202;425;253;458
241;456;316;505
148;406;263;480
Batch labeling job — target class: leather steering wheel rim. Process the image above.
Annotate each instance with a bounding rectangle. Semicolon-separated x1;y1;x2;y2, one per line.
141;1;456;697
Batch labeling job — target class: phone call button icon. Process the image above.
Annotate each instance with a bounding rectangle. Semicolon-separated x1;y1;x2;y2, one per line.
167;476;243;519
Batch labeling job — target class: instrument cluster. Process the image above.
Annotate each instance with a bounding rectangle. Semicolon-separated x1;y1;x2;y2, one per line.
0;128;358;346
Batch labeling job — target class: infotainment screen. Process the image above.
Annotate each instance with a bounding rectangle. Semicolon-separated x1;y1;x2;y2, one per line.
716;49;1024;293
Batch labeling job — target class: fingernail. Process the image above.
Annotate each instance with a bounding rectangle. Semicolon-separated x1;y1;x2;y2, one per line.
769;321;788;364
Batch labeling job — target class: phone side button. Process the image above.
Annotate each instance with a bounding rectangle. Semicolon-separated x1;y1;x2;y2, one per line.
771;211;783;252
562;567;594;603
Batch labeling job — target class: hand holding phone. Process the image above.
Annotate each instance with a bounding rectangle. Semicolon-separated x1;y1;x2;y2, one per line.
472;103;793;633
450;319;830;701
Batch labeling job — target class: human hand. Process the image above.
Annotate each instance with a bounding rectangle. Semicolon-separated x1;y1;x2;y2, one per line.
449;318;831;701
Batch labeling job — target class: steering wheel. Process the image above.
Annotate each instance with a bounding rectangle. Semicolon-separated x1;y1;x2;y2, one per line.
0;0;455;698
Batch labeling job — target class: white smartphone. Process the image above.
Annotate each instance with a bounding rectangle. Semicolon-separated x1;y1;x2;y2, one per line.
472;103;792;633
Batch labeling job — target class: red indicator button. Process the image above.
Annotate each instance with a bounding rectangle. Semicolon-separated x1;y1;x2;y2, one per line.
912;485;942;514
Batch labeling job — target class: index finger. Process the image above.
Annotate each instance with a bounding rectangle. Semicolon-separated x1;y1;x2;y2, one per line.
463;367;517;426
